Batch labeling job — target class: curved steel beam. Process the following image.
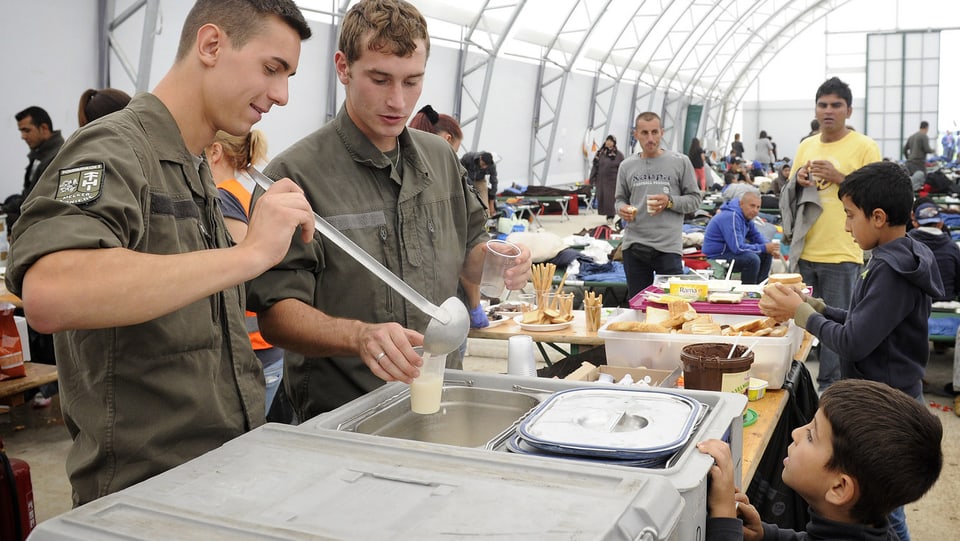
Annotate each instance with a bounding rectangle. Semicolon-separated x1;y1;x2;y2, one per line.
529;0;612;184
713;1;848;148
456;0;528;151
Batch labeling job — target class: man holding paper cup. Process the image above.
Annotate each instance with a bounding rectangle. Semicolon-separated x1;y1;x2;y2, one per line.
615;111;703;298
246;0;531;422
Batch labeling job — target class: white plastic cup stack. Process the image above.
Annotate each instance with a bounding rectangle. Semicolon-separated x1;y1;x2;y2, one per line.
507;335;537;376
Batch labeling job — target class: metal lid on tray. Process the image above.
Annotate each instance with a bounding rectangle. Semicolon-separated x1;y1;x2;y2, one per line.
518;388;702;459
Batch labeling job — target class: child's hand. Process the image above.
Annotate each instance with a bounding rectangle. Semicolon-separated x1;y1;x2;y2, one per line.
759;283;803;322
734;493;764;541
697;439;738;518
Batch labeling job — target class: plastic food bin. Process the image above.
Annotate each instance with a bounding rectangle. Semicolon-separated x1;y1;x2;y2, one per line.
598;310;802;389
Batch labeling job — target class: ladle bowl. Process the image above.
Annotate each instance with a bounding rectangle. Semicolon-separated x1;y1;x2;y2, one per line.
423;297;470;355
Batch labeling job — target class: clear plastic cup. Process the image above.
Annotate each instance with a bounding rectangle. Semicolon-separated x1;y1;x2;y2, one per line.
480;240;522;299
518;293;538;312
507;335;537;376
410;348;447;414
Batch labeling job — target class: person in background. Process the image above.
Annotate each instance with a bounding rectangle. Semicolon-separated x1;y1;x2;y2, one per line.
702;192;778;284
409;105;463;151
908;201;960;302
462;150;498;215
15;106;64;203
78;88;132;127
725;158;751;185
770;162;791;197
5;0;314;504
616;111;702;298
408;105;490;340
730;132;744;159
941;130;955;163
687;137;707;192
246;0;531;422
909;198;960;413
763;161;942;541
904;120;934;188
208;129;287;420
591;134;625;224
699;379;942;541
801;118;820;142
779;76;881;394
755;130;775;173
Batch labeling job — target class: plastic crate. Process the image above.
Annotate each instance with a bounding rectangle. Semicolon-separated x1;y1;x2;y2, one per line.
598;310;802;389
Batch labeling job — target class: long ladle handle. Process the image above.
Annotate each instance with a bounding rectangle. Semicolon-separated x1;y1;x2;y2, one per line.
247;168;450;324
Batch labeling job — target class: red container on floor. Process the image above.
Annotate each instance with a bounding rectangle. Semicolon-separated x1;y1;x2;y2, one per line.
1;439;35;541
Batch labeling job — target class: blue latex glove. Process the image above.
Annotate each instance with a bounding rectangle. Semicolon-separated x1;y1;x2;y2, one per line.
469;304;490;328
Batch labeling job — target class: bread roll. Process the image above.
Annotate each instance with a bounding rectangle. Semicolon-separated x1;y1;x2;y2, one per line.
766;273;806;293
607;321;670;333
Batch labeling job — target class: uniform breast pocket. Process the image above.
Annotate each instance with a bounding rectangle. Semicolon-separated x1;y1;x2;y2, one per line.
145;193;207;254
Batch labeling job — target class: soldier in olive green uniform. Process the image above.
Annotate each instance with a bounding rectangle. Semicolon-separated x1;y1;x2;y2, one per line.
4;0;314;505
248;0;532;422
248;106;489;417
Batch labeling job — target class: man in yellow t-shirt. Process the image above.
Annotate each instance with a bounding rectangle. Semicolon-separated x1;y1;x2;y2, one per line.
779;77;881;393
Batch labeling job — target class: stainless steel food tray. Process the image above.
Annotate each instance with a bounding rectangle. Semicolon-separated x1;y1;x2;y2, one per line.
518;388;701;459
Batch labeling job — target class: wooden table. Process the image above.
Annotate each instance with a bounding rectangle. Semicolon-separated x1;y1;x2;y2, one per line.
739;331;813;486
468;310;601;363
740;389;789;487
0;362;57;407
0;282;22;308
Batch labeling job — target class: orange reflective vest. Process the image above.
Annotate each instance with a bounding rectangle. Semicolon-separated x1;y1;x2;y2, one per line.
218;177;271;351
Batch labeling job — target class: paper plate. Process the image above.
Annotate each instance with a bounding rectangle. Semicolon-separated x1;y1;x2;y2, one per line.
513;315;573;332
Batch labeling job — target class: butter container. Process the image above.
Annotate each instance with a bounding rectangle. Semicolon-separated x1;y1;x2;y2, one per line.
668;279;709;301
747;377;768;401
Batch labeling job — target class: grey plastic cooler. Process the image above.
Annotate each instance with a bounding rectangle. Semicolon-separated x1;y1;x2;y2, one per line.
307;370;747;541
29;423;684;540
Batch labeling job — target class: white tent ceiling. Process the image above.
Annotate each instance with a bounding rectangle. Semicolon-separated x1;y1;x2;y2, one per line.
100;0;959;183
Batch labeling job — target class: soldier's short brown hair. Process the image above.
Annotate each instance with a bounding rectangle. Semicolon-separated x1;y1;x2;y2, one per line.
338;0;429;65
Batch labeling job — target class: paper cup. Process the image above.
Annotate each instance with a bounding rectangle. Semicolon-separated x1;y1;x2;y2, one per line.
646;197;658;214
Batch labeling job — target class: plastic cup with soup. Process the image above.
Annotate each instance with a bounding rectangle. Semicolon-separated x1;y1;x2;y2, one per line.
410;347;447;414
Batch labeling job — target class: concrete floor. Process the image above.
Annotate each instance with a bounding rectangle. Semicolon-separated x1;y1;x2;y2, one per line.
2;209;958;538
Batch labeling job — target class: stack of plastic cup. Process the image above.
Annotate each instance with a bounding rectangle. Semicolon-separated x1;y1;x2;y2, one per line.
507;335;537;376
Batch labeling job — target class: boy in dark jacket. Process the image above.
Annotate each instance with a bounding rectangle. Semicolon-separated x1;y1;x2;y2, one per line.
761;161;942;398
699;379;943;541
760;161;943;540
907;201;960;301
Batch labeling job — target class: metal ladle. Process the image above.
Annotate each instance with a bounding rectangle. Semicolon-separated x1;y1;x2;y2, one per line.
248;168;469;355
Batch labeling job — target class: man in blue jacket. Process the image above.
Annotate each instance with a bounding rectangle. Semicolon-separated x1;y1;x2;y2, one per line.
702;191;779;284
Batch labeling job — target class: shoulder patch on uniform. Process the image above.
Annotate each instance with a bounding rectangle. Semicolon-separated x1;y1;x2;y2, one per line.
56;163;104;205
